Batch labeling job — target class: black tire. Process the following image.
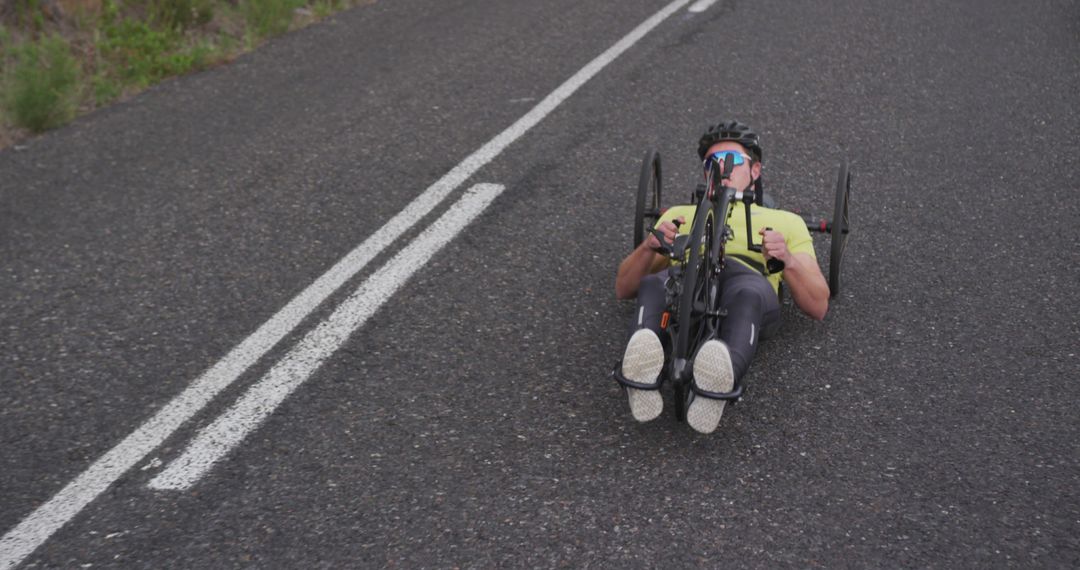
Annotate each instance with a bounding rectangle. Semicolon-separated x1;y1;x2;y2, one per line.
634;150;662;249
671;201;715;422
673;200;715;362
829;160;851;298
672;382;687;422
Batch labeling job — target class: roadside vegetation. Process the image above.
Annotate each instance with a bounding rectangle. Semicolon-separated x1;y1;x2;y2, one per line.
0;0;371;148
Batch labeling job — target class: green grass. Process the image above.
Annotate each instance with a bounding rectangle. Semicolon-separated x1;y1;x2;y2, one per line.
92;72;123;106
149;0;216;32
2;34;80;133
98;18;215;88
0;0;371;141
242;0;304;42
313;0;342;18
13;0;45;31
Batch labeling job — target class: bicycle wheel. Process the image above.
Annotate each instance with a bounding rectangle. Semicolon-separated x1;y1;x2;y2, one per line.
633;150;662;249
829;159;851;298
673;200;715;362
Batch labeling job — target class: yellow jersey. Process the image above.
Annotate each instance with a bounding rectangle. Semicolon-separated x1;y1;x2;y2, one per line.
655;201;816;294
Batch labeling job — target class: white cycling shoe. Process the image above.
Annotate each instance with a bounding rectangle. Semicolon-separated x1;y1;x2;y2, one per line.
687;339;735;434
620;329;665;422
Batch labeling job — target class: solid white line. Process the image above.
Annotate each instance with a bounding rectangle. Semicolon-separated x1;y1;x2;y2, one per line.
688;0;719;13
148;184;504;490
0;1;692;566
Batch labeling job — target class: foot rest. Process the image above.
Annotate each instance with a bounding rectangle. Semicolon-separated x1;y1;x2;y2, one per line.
611;362;663;391
690;380;743;402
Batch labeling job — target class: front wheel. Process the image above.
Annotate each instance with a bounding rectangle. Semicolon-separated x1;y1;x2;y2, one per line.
670;201;715;422
672;381;687;422
672;201;715;363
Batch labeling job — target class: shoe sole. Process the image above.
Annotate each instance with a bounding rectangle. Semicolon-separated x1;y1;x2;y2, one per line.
687;340;734;434
621;329;665;422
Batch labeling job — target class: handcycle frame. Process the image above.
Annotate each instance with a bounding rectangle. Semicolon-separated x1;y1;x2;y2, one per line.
619;149;852;421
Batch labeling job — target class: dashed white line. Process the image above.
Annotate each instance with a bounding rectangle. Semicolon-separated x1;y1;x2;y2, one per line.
688;0;719;13
148;183;505;490
0;0;694;567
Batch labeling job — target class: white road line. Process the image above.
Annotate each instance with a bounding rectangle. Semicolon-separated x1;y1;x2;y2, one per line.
0;0;693;567
688;0;719;13
149;183;504;490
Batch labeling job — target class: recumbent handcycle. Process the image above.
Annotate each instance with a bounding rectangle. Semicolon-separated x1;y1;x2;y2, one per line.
613;150;852;421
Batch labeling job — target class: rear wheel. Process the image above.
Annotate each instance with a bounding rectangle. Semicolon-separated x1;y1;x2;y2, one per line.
634;150;662;249
829;160;851;298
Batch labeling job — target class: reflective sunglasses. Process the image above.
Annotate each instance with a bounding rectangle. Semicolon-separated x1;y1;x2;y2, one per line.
704;150;751;169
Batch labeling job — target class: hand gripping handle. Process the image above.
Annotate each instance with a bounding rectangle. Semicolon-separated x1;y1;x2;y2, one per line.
762;226;785;274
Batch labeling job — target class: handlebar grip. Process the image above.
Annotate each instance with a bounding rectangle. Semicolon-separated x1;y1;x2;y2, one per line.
762;227;785;274
646;227;667;250
647;227;680;259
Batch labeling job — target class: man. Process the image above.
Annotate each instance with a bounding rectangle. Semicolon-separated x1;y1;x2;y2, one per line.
615;120;829;434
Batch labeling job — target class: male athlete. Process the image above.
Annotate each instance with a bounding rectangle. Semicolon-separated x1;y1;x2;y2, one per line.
615;121;829;434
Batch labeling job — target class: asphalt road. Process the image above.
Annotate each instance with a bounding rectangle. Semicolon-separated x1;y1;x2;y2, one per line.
2;0;1078;567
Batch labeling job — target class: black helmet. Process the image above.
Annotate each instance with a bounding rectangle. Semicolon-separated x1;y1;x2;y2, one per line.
697;120;762;162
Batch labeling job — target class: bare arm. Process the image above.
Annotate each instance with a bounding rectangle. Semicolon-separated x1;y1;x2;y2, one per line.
760;229;830;320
